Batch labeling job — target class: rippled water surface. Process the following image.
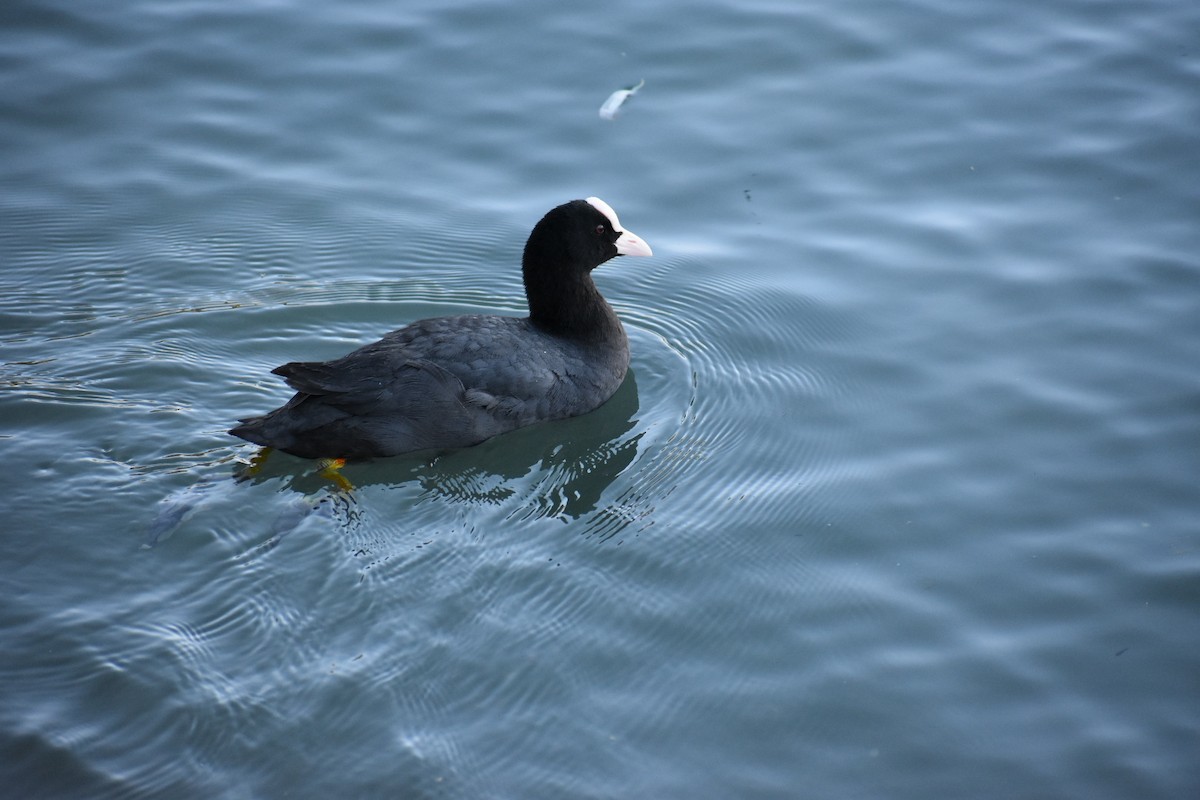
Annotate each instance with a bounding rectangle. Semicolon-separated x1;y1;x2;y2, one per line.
2;0;1198;797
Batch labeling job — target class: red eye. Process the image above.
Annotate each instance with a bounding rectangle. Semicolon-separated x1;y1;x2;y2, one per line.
595;224;606;235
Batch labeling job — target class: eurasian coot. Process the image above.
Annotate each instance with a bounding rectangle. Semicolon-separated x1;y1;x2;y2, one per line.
229;197;652;460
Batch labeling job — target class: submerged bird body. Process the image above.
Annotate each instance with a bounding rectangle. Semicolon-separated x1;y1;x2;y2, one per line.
229;198;651;460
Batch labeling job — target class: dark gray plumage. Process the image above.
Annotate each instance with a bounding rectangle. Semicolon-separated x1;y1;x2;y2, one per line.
229;197;652;459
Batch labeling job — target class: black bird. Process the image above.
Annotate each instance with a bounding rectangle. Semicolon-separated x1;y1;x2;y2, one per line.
229;197;652;460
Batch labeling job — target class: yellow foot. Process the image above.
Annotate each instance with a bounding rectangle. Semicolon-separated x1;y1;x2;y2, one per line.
236;446;274;481
316;457;354;492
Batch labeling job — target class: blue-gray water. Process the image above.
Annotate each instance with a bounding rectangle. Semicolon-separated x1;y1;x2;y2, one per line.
2;0;1198;797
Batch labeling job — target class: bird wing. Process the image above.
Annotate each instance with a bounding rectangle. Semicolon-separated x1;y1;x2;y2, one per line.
273;349;465;412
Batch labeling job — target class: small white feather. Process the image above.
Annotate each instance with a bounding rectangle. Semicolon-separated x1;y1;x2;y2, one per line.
599;79;645;120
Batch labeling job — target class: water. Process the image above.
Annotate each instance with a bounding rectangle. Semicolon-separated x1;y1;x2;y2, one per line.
2;0;1198;797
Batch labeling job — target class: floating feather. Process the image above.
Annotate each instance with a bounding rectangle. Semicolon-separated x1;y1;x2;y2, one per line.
599;79;645;120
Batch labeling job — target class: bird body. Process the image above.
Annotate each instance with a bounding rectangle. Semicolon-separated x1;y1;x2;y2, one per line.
229;198;651;460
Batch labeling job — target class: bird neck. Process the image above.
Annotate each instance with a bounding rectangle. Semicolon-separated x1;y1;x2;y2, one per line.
525;269;623;342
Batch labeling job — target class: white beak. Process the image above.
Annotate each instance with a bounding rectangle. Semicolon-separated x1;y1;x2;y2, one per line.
614;228;653;257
